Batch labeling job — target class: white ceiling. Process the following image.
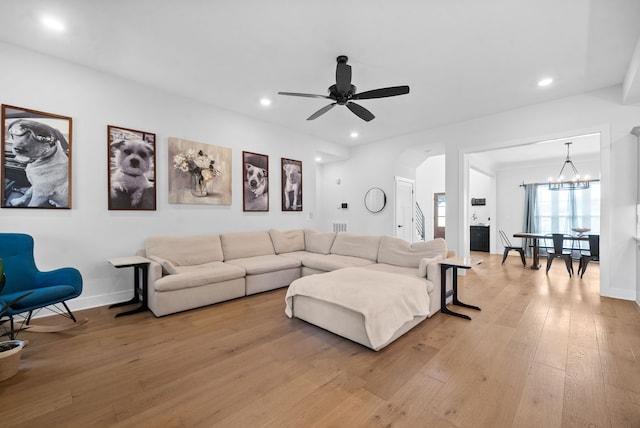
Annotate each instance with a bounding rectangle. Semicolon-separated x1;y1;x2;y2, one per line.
1;0;639;149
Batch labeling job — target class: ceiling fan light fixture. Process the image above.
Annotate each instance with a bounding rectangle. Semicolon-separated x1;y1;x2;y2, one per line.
278;55;410;122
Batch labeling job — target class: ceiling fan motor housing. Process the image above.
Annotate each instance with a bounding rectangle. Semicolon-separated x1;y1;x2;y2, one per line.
328;84;356;104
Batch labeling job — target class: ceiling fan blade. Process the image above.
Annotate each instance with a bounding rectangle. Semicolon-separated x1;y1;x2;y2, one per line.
307;103;337;120
352;85;410;100
336;62;352;94
346;102;375;122
278;92;331;99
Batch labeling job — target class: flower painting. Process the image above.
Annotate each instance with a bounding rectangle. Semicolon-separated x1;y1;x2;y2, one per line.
168;137;231;205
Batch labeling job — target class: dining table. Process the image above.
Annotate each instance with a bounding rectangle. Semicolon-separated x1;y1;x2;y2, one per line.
512;233;589;270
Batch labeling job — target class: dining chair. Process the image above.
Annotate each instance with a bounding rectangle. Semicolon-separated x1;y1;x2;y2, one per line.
498;230;526;266
577;234;599;278
545;233;574;276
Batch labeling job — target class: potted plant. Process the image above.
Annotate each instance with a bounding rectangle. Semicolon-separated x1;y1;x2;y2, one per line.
0;259;31;381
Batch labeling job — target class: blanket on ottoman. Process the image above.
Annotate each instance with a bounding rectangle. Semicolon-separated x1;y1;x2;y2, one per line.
285;267;430;350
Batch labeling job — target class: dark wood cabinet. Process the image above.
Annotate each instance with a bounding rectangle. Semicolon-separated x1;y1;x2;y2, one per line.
470;225;490;252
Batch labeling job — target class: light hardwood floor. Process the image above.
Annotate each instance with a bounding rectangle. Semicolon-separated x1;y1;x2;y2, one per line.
1;253;639;427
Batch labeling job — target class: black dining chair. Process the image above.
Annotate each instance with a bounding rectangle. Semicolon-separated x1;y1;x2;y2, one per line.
499;230;526;266
577;234;599;278
545;233;574;276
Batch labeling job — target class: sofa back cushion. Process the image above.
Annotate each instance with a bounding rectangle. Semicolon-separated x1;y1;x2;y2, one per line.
146;234;223;266
304;229;336;254
304;230;336;254
377;236;448;268
269;229;305;254
330;232;381;261
220;231;275;260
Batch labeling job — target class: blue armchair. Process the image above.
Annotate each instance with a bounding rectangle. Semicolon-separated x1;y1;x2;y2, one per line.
0;233;82;339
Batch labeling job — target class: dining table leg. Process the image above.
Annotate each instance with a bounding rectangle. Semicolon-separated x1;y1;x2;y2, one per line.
530;238;541;270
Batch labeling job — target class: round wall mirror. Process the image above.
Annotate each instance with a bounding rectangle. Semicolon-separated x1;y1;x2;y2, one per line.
364;187;386;213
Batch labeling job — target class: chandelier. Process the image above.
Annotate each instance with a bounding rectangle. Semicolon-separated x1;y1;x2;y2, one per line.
548;142;590;190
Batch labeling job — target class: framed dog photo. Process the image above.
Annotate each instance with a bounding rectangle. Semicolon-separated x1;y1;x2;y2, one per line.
1;104;72;209
243;151;269;212
281;158;302;211
107;125;156;210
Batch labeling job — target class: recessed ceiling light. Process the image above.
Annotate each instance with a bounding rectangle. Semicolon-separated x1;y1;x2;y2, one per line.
260;98;271;107
41;16;65;32
315;156;322;162
537;77;553;87
350;131;359;138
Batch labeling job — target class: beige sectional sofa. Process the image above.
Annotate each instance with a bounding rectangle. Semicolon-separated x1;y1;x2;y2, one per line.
142;229;452;320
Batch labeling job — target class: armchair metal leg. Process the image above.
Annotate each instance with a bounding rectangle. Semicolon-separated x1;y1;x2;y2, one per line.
62;301;77;322
501;250;509;265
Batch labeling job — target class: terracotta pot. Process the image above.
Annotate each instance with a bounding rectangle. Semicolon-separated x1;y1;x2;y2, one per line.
0;340;27;381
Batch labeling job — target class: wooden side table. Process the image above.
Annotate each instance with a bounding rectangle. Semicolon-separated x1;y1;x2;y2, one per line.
108;256;150;317
439;257;482;320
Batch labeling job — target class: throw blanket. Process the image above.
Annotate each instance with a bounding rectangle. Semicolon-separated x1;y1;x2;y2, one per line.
285;267;430;349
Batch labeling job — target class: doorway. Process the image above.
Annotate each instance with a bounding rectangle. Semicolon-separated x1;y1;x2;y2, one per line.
394;177;415;242
434;192;445;239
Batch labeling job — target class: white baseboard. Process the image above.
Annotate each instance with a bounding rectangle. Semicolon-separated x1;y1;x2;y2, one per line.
24;291;135;320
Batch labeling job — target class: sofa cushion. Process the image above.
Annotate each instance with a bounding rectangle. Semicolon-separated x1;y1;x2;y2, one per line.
304;230;336;254
224;254;301;275
154;261;246;292
363;263;435;293
330;232;381;261
377;236;448;267
220;232;275;261
269;229;305;254
299;253;374;272
146;234;224;266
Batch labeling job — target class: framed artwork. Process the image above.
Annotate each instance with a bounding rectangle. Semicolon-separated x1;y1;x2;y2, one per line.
168;137;232;205
281;157;302;211
1;104;72;209
242;151;269;212
107;125;156;210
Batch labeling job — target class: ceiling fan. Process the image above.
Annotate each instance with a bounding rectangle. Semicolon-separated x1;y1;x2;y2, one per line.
278;55;410;122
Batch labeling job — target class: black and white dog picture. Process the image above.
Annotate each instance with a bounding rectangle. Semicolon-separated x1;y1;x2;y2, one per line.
108;125;156;210
281;157;302;211
243;151;268;212
1;104;72;209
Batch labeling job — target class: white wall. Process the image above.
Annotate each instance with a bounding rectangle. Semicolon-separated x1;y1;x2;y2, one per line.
0;42;346;310
469;168;491;226
316;139;419;236
318;86;639;302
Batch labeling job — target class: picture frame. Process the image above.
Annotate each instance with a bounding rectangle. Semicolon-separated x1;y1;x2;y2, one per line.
107;125;156;210
1;104;72;209
168;137;232;205
281;157;302;211
243;151;269;212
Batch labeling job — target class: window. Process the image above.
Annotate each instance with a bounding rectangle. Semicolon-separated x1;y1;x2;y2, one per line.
533;181;600;235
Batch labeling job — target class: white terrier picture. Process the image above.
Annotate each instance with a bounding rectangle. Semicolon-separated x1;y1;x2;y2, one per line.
110;138;155;208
